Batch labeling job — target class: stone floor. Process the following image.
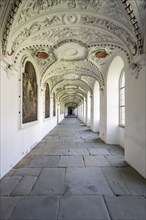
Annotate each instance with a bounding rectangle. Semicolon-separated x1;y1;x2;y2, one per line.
0;117;146;220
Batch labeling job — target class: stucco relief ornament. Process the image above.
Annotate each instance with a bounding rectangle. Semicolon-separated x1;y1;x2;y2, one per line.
11;16;63;50
1;59;18;79
128;54;146;79
129;63;142;79
63;14;78;25
17;0;64;24
139;0;146;20
17;8;31;23
43;16;62;26
31;26;115;46
101;0;124;20
12;17;119;51
16;0;126;26
80;15;136;55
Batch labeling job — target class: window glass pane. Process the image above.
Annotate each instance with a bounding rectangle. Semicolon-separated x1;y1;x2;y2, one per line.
119;72;125;126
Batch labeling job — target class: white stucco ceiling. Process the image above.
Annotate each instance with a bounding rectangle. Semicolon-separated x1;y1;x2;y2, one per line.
0;0;145;107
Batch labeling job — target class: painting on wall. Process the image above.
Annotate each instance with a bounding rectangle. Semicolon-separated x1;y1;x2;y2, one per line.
45;83;50;118
22;61;37;124
53;92;56;116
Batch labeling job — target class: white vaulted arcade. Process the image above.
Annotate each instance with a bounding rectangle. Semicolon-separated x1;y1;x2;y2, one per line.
0;0;146;179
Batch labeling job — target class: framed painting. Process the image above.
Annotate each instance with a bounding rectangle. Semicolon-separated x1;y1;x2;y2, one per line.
22;61;37;124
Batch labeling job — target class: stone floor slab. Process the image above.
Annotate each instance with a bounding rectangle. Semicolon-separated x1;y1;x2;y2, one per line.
28;156;60;168
105;155;128;167
88;148;111;155
0;177;21;196
47;148;68;156
91;143;109;148
14;155;35;168
0;197;20;220
58;156;84;167
76;142;93;148
65;168;113;195
9;196;59;220
31;168;65;195
105;196;146;220
64;138;84;143
45;142;76;149
30;147;49;155
84;156;111;167
45;138;65;143
107;145;124;156
35;142;46;148
11;176;37;195
58;196;111;220
11;167;41;176
69;148;89;155
101;167;146;196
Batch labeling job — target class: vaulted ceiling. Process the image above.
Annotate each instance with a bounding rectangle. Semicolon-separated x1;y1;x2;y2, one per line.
0;0;145;108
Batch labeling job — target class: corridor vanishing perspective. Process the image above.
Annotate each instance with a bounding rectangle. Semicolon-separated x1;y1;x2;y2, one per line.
1;117;146;220
0;0;146;219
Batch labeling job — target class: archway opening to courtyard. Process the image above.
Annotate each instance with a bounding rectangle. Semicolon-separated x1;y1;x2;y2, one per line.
106;56;125;146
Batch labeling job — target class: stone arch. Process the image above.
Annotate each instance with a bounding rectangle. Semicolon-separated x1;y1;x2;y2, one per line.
106;55;125;145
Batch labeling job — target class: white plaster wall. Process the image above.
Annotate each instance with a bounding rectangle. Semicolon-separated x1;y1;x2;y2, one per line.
86;92;91;126
125;65;146;178
64;107;68;117
76;106;80;119
78;104;84;122
0;65;64;178
73;108;78;116
59;114;65;123
99;90;107;142
81;104;84;122
100;86;125;148
83;98;86;123
91;81;100;132
118;127;125;148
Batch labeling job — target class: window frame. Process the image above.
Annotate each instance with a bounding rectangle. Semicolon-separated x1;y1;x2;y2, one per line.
119;71;125;128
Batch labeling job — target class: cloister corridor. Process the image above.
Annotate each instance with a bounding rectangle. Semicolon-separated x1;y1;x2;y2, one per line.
1;116;145;220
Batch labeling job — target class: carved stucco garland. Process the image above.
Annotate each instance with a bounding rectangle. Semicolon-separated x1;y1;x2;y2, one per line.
41;61;104;89
10;17;115;50
16;0;125;26
1;59;18;79
80;15;137;56
128;54;146;79
9;16;135;56
2;0;142;56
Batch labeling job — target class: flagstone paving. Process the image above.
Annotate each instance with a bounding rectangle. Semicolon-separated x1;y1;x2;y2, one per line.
0;117;146;220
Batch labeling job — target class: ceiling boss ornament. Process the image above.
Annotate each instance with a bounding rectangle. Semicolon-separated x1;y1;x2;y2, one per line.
95;49;109;58
36;51;49;59
63;14;78;25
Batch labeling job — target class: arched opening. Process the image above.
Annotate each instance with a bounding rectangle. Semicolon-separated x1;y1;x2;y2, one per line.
106;56;125;146
22;61;37;124
68;107;73;115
